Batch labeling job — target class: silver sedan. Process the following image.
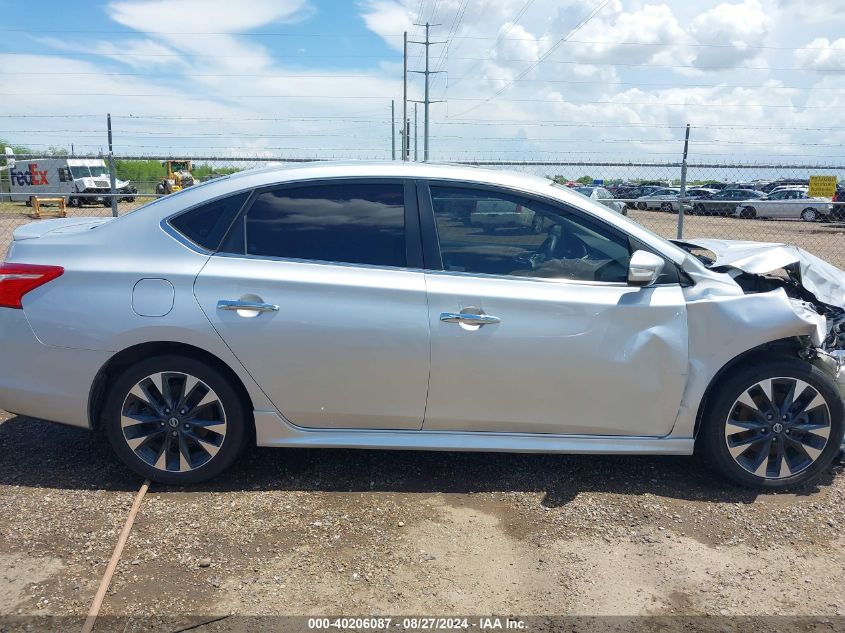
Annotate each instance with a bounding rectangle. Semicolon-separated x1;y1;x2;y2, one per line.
1;162;843;489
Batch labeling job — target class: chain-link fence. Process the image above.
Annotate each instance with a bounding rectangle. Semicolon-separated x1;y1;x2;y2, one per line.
2;154;844;268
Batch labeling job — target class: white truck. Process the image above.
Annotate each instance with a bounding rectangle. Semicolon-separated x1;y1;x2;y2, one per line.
4;151;137;207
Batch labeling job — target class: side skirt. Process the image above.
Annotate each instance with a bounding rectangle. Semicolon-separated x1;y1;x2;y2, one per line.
254;411;695;455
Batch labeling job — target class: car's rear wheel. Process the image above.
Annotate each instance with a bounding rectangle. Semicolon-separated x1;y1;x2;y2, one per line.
660;202;674;213
739;206;756;219
699;359;843;490
103;355;249;484
801;208;818;222
636;201;648;210
693;203;706;215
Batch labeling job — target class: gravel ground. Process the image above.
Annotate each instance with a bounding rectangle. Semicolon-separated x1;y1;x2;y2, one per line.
1;412;844;625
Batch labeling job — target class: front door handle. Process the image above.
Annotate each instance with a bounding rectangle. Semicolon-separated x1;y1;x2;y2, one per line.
440;312;501;326
217;299;279;313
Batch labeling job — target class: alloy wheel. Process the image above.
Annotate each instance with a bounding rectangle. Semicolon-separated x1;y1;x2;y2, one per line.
120;372;227;473
724;377;831;479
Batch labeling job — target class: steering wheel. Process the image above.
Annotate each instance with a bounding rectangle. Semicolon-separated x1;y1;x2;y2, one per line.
516;224;587;270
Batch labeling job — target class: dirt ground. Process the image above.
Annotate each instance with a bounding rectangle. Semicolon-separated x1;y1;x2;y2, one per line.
1;411;844;628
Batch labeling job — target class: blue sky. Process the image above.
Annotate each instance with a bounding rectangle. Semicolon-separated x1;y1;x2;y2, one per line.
1;0;845;161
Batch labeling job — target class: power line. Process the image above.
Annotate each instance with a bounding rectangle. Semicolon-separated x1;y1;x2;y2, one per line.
450;0;614;118
448;0;537;90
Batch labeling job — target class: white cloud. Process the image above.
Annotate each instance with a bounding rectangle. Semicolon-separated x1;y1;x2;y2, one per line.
359;0;413;50
564;3;687;65
688;0;770;69
107;0;313;33
795;37;845;72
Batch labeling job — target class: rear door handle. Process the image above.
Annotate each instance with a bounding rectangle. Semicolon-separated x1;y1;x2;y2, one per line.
217;299;279;313
440;312;501;325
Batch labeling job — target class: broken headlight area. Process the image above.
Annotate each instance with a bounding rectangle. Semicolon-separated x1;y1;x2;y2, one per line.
673;238;845;357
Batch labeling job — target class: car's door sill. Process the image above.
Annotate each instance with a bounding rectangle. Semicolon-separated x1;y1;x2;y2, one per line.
254;411;693;455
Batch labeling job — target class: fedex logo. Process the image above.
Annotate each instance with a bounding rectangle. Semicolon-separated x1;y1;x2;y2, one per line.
10;163;49;186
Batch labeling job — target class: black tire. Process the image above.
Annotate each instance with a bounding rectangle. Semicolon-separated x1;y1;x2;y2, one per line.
25;197;32;207
698;358;844;490
155;182;166;196
69;196;82;208
103;355;250;485
636;201;648;211
739;206;756;219
801;208;818;222
660;202;674;213
693;203;706;215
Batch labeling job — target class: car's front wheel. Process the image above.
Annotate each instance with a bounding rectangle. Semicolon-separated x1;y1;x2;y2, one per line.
103;355;249;484
699;358;843;489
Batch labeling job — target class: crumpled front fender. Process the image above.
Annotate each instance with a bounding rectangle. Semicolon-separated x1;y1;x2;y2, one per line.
670;287;826;438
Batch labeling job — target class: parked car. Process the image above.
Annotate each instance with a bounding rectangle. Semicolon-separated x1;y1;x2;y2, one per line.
691;189;766;215
469;196;543;233
634;187;683;212
760;179;809;194
684;188;719;204
735;189;834;221
573;186;628;215
1;162;844;490
613;184;665;207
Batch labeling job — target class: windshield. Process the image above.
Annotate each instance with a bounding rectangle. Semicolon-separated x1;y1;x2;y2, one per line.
574;187;594;196
89;165;109;177
70;166;90;179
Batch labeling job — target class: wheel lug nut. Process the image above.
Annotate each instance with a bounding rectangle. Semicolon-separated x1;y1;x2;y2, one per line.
184;423;191;430
766;414;773;420
160;421;165;427
164;408;170;414
171;430;178;437
180;409;186;415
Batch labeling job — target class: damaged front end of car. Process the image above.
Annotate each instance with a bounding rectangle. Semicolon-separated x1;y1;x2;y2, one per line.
674;238;845;455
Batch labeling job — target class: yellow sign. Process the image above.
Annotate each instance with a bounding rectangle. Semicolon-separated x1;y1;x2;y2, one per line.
809;175;837;198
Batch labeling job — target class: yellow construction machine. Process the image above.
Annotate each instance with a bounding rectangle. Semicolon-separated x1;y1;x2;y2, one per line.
156;160;195;195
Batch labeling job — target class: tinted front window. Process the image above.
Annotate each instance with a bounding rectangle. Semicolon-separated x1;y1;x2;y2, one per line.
170;191;250;251
241;183;405;267
430;186;631;283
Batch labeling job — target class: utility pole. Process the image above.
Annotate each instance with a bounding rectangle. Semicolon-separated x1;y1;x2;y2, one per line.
106;113;118;218
402;31;408;161
414;103;418;161
676;123;691;239
410;23;446;161
391;100;396;160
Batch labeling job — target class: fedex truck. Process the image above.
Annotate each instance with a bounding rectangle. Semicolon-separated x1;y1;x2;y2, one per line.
4;152;137;207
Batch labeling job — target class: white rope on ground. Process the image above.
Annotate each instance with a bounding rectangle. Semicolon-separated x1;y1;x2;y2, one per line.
80;479;150;633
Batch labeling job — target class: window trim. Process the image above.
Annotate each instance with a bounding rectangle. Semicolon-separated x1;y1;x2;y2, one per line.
216;177;423;270
418;178;682;286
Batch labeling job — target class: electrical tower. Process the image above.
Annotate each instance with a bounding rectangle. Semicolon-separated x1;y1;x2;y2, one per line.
409;23;445;161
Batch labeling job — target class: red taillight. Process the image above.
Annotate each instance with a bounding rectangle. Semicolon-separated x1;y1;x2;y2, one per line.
0;263;64;309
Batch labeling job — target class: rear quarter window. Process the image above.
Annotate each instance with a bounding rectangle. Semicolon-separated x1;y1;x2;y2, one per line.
168;191;250;251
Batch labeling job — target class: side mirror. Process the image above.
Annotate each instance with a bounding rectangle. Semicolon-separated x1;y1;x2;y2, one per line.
628;250;665;287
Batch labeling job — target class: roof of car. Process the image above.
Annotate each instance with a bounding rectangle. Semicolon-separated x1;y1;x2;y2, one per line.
221;160;554;190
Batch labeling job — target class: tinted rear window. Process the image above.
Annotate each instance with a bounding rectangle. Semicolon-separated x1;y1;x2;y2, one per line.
169;192;249;251
234;182;406;267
